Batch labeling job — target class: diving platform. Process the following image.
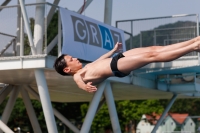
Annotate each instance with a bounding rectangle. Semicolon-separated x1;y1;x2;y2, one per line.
0;55;199;103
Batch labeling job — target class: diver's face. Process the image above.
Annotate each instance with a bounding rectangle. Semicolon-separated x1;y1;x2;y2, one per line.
63;55;82;74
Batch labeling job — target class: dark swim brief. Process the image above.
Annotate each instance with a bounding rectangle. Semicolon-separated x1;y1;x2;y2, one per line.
110;53;129;77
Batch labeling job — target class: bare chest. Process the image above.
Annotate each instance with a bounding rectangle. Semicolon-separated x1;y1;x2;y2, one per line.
81;59;113;84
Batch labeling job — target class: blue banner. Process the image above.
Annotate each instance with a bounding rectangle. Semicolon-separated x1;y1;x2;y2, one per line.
59;7;125;61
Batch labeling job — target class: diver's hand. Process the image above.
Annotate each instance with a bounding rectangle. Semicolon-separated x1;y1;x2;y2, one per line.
85;82;97;93
113;42;123;53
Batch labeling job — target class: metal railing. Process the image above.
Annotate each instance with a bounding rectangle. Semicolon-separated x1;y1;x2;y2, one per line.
116;14;199;57
0;2;60;57
0;32;16;56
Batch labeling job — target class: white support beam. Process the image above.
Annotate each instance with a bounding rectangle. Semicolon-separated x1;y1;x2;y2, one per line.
20;6;24;56
0;85;13;104
0;120;14;133
0;87;19;133
53;109;80;133
19;0;36;55
131;75;156;89
20;87;42;133
80;81;106;133
34;69;58;133
151;94;178;133
24;86;40;100
24;85;80;133
104;82;121;133
108;76;131;84
104;0;113;25
47;0;60;26
157;80;200;93
58;10;61;56
34;0;45;54
1;86;19;123
16;0;21;56
96;96;106;114
0;0;11;11
43;34;58;54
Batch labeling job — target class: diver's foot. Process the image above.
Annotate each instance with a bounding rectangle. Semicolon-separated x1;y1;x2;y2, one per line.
194;41;200;52
194;36;200;42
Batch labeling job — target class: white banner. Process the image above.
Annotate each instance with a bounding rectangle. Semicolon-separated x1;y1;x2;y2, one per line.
59;7;126;61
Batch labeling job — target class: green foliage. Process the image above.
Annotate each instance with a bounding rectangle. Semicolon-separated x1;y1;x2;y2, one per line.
0;97;45;132
23;18;35;55
81;99;200;133
23;11;59;56
170;98;200;115
80;99;200;132
80;100;168;132
47;11;59;56
2;96;200;132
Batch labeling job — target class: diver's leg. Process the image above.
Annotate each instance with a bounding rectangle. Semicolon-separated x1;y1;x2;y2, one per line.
123;36;200;56
118;40;200;74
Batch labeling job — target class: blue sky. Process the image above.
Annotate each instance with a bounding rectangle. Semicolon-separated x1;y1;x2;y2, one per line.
4;0;200;26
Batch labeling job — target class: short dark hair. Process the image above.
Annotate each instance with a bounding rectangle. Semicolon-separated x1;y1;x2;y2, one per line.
54;54;69;76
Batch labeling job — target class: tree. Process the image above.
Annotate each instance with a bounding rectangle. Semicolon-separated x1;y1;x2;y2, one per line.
80;99;167;132
0;97;45;132
47;11;59;56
